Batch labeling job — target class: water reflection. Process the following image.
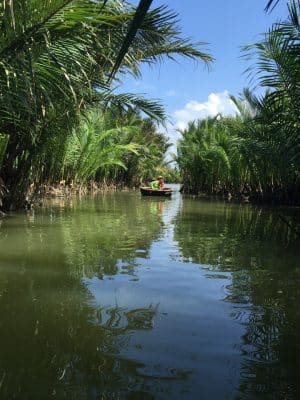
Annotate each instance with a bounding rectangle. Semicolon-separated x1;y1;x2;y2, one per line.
59;194;167;278
0;279;160;399
173;198;300;399
0;191;299;399
0;193;182;399
0;203;163;397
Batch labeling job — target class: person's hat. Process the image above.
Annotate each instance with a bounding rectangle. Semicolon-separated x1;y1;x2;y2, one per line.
157;175;163;179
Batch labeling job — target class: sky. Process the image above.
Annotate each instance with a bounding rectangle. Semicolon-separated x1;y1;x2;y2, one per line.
121;0;288;153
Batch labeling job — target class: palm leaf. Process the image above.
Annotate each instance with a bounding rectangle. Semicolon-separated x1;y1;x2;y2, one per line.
108;0;154;82
265;0;280;12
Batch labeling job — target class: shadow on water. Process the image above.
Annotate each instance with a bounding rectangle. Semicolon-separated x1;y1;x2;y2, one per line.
0;190;299;399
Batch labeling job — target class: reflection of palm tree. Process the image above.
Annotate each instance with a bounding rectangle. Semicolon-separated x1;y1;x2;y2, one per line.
0;257;160;399
173;199;300;398
58;193;165;278
233;261;300;399
0;193;168;397
125;305;159;330
174;200;299;268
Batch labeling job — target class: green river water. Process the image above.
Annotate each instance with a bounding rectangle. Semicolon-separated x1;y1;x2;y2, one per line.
0;185;299;400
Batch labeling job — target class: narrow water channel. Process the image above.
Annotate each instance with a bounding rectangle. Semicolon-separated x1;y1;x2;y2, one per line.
0;186;299;399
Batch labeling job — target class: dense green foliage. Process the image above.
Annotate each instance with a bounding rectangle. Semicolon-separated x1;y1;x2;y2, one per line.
177;0;300;204
0;134;9;169
176;115;246;197
38;107;173;187
1;0;298;208
0;0;210;210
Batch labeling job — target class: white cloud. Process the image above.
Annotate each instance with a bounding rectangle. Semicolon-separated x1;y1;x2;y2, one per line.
173;90;238;131
163;91;239;160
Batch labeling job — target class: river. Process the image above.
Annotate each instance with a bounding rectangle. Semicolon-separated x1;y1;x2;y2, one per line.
0;185;299;399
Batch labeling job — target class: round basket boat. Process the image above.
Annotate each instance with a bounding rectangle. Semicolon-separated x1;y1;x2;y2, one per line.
140;187;172;197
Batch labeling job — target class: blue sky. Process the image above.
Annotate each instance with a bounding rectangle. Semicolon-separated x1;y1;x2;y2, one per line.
121;0;288;150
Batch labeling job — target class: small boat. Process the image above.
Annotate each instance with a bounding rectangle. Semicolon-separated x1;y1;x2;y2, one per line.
140;186;173;197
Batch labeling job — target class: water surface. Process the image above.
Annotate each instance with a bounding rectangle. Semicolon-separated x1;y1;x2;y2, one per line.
0;186;299;399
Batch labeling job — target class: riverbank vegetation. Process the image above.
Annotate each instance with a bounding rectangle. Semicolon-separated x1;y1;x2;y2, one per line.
1;0;299;210
35;108;172;191
177;0;300;205
0;0;211;211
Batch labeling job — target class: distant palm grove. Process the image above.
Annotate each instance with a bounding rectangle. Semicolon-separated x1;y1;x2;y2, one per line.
0;0;299;210
177;0;300;205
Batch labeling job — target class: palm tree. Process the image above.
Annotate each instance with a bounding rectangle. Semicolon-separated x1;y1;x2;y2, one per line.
0;0;212;210
177;1;300;204
244;0;300;201
63;109;140;184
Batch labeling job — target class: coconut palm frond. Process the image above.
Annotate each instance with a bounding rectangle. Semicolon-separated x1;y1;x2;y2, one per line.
115;5;213;77
265;0;280;12
101;92;166;122
108;0;154;82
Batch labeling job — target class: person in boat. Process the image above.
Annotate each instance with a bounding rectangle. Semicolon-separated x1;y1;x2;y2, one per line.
150;176;164;190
